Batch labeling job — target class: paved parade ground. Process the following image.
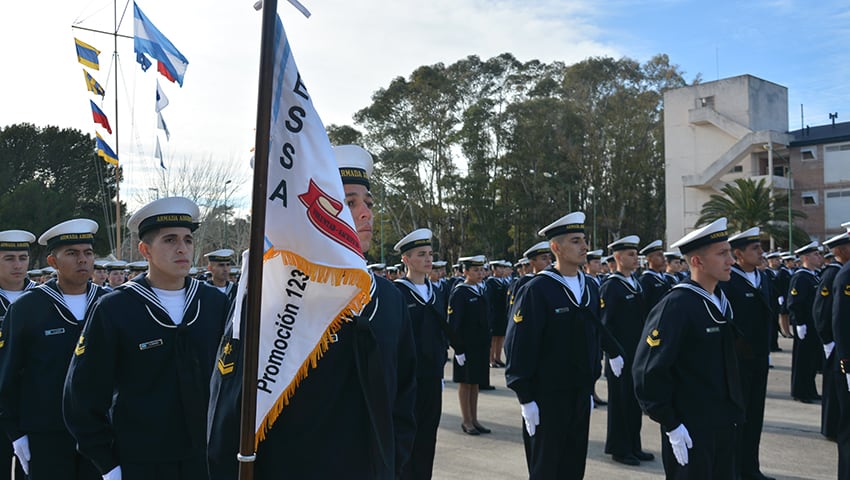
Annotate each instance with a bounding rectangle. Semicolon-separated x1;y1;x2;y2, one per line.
433;336;837;479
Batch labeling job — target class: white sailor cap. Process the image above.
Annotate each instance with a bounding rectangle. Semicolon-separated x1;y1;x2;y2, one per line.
0;230;36;251
432;260;447;268
638;239;663;255
367;263;386;271
188;267;199;275
780;252;796;261
824;232;850;249
765;251;782;259
608;235;641;252
38;219;99;251
518;258;530;266
94;259;109;270
127;261;149;272
489;260;512;268
794;241;820;255
524;241;551;259
671;218;728;255
27;269;42;277
41;266;56;274
842;221;850;232
728;227;761;248
586;249;604;260
394;228;432;253
538;212;585;240
334;145;373;189
128;197;200;237
105;260;127;271
458;255;487;268
663;251;682;260
230;266;241;275
205;249;235;263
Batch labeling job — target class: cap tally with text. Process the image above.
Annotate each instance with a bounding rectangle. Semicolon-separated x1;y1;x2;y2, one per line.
105;260;127;272
127;261;149;272
38;219;99;251
334;145;373;189
794;241;820;256
638;239;663;256
94;259;108;270
205;248;235;263
524;241;551;259
670;217;728;255
728;227;761;249
128;197;200;237
824;232;850;249
586;249;604;260
538;212;585;240
394;228;432;253
0;230;36;251
458;255;486;269
27;269;42;278
608;235;641;253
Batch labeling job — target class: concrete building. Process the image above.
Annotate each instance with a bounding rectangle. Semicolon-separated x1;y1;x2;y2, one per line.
664;74;850;246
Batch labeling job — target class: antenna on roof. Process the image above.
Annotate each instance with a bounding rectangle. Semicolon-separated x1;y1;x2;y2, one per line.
830;112;839;127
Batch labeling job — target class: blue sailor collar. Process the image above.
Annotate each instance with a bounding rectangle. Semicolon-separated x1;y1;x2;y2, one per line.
119;274;202;328
538;266;588;307
731;264;762;289
0;278;37;308
35;279;102;325
395;277;434;304
608;271;643;293
672;280;733;323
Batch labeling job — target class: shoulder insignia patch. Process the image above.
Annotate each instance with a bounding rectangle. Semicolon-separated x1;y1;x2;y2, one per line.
74;335;86;356
513;312;523;324
646;329;661;347
217;341;235;375
447;306;454;315
844;285;850;297
790;288;798;296
600;298;606;309
821;287;830;297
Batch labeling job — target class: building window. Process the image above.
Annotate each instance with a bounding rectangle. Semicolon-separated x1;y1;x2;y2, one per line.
824;143;850;183
801;148;816;161
825;189;850;228
801;191;818;206
729;165;743;173
697;96;715;109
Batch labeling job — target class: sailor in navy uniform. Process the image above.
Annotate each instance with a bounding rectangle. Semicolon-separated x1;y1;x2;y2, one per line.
450;255;491;435
63;198;228;480
204;248;237;306
206;145;416;480
105;260;128;291
394;228;448;480
640;240;671;313
0;220;107;479
506;212;625;479
815;233;850;441
719;228;774;480
0;230;38;480
830;225;850;478
486;260;511;368
584;249;608;407
664;252;682;287
633;218;745;480
765;252;784;351
602;235;653;466
126;261;148;280
788;241;825;403
429;260;448;299
92;259;109;287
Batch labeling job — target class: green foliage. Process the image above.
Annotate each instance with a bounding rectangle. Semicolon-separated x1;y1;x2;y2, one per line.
349;53;689;261
696;178;809;249
0;124;120;265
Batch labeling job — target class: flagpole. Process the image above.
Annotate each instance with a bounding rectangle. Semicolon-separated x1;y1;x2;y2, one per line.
239;0;278;478
113;0;122;259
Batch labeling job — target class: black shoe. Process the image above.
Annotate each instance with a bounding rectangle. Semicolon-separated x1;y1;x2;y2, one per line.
461;424;480;436
794;397;814;404
742;472;776;480
593;395;608;407
494;360;506;367
473;424;491;434
633;451;654;461
480;385;496;390
770;346;783;352
612;454;640;466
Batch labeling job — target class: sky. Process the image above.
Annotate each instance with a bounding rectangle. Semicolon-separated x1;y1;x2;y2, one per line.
1;0;848;210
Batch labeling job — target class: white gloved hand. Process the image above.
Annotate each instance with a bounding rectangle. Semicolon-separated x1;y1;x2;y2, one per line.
520;401;540;436
454;353;466;366
12;435;30;475
590;394;595;410
824;341;835;359
102;466;122;480
846;373;850;392
665;424;693;466
608;355;624;377
796;324;807;340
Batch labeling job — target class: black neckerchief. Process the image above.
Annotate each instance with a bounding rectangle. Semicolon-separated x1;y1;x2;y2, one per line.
119;274;202;327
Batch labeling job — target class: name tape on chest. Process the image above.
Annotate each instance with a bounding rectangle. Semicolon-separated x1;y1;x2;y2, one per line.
44;328;66;336
139;338;164;351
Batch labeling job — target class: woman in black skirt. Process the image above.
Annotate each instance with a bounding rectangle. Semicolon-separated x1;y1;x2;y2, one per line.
449;255;491;435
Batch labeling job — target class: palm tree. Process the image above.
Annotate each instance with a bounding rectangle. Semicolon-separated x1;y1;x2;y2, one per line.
696;178;809;249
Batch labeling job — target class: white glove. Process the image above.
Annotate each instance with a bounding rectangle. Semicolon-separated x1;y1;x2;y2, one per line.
103;466;122;480
796;324;807;340
608;355;624;377
590;394;595;410
846;373;850;392
12;435;30;475
824;341;835;359
520;401;540;436
455;353;466;366
665;424;693;466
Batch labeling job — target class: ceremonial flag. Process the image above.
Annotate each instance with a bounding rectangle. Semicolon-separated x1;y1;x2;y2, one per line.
133;2;189;86
156;112;170;141
82;69;105;97
74;38;100;70
95;132;118;165
155;136;165;169
155;80;169;112
231;15;371;446
90;101;112;134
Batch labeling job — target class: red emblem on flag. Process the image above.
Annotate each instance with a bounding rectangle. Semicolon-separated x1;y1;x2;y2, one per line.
298;180;363;258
